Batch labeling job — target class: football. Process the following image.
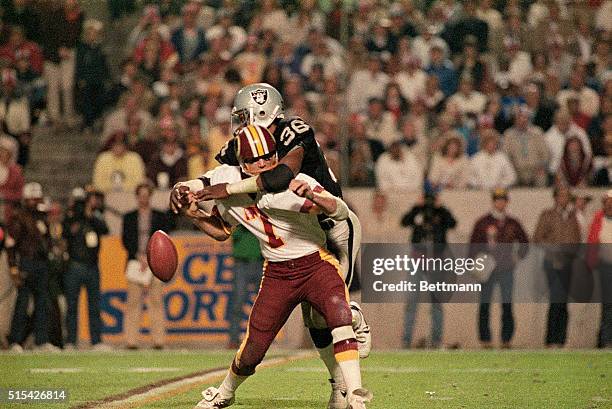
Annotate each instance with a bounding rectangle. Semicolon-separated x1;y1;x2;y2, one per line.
146;230;178;282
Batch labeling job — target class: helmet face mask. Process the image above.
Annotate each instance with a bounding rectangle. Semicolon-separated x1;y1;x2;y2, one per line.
231;83;284;134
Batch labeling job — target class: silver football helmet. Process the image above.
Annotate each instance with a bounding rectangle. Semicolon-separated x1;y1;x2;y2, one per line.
231;83;284;132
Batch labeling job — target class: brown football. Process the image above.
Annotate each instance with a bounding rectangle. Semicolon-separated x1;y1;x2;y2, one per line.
146;230;178;282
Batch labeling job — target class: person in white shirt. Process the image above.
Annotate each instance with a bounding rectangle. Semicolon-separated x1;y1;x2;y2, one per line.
375;140;424;191
393;56;427;103
447;76;487;116
346;54;389;113
411;25;449;67
476;0;503;33
544;110;592;175
469;129;517;189
557;70;600;118
363;97;399;148
429;132;471;189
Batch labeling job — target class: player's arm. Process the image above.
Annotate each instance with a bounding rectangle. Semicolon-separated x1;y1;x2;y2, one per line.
183;201;232;241
288;179;349;221
196;146;304;200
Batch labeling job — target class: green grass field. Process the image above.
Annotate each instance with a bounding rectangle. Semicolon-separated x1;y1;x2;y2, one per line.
1;350;610;408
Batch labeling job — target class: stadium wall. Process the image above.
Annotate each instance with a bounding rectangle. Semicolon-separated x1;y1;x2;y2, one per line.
0;188;606;349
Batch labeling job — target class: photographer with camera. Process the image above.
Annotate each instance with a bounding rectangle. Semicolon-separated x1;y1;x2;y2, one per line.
62;187;109;350
400;188;457;348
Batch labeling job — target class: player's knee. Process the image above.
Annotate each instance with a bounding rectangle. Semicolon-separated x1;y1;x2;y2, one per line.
309;328;333;349
331;325;358;357
331;325;355;344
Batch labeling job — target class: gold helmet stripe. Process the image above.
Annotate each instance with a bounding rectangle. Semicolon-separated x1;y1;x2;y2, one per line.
254;124;270;154
247;125;265;156
243;126;260;157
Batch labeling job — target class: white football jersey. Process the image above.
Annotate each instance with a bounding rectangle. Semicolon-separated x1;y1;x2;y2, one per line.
204;165;327;261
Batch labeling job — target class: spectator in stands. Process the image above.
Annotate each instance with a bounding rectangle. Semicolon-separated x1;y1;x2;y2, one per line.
375;140;424;191
362;190;397;243
0;26;43;74
425;44;457;97
412;25;448;68
443;0;488;55
428;132;470;189
363;97;398;148
533;185;582;347
62;189;109;350
383;82;409;122
133;27;177;82
586;191;612;349
3;0;42;44
103;94;153;141
6;182;58;352
448;75;487;116
456;35;485;90
348;115;384;187
502;105;550;187
476;0;503;35
469;129;517;189
524;82;556;132
398;116;428;165
401;190;456;349
235;35;267;85
0;68;31;166
75;19;110;133
546;36;574;87
14;48;45;123
40;0;84;127
557;70;600;119
122;183;172;349
227;225;262;349
170;3;207;74
421;74;445;113
92;131;145;193
502;37;532;87
587;98;611;156
146;137;187;190
0;135;23;222
470;188;529;348
206;10;246;56
556;136;592;188
394;56;426;104
544;110;592;180
593;131;611;187
346;54;389;114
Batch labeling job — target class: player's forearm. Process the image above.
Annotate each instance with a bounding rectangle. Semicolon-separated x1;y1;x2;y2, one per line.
312;193;349;221
189;213;231;241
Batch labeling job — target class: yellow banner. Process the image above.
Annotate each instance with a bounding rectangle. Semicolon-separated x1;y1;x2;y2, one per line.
78;235;261;344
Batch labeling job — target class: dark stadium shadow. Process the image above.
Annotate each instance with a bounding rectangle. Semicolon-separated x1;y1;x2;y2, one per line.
239;397;323;408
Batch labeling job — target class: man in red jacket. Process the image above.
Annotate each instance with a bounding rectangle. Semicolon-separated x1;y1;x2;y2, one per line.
470;188;529;348
587;190;612;348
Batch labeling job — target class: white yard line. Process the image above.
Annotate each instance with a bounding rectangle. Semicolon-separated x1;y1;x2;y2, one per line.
91;352;315;409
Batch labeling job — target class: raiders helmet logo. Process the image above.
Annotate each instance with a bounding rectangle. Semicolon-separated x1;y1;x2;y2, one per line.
250;89;268;105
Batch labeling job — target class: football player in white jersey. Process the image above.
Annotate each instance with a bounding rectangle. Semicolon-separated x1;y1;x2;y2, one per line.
178;125;372;409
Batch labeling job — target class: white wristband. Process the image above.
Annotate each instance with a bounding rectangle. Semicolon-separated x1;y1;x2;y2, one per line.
226;176;259;194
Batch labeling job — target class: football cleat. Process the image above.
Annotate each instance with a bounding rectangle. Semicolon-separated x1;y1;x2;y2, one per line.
347;388;373;409
194;387;235;409
328;378;348;409
350;301;371;359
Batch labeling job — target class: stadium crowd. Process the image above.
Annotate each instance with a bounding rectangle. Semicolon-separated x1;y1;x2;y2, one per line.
0;0;610;351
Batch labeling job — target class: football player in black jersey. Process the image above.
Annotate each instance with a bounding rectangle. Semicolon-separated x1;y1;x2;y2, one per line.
171;83;370;409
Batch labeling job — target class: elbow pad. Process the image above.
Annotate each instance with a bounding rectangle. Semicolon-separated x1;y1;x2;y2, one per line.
328;197;349;221
260;164;294;193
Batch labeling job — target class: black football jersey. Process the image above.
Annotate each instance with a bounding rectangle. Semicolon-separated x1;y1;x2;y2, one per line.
215;116;342;198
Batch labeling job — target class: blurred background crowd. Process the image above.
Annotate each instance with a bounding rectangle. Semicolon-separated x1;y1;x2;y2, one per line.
0;0;609;352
